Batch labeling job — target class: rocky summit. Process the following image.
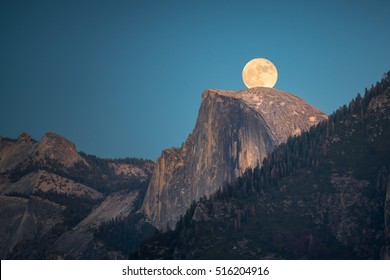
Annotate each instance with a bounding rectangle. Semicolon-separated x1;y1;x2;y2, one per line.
0;132;87;174
142;87;327;230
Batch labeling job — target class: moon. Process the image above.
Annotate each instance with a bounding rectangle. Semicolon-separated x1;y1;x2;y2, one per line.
242;58;278;88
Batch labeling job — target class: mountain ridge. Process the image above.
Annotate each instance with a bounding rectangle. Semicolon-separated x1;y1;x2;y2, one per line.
0;133;154;259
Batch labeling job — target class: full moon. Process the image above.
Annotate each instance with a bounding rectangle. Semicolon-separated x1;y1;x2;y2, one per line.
242;58;278;88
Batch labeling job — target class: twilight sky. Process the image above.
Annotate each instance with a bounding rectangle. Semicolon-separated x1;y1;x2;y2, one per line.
1;0;389;160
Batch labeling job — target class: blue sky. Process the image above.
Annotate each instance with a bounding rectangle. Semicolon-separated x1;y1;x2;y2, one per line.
1;0;389;160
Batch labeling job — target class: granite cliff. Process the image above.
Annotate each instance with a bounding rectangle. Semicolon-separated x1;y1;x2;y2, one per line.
142;87;327;230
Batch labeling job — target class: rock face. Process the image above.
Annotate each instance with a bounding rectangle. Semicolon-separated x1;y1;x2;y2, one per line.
0;195;64;258
54;191;140;259
142;87;327;230
0;132;88;173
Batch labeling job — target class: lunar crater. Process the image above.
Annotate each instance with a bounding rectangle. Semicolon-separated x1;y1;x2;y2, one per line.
242;58;278;89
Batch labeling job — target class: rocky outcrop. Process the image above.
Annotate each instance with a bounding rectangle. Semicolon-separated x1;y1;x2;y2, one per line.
109;163;152;182
35;132;88;168
0;170;103;200
0;132;88;173
0;133;36;173
142;87;327;230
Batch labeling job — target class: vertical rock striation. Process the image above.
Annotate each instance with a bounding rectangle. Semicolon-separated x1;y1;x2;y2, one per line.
142;87;327;230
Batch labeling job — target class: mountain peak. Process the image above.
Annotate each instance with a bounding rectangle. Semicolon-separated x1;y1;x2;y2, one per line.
143;87;327;230
39;132;76;151
0;132;87;173
203;87;327;143
36;132;87;168
17;132;34;143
